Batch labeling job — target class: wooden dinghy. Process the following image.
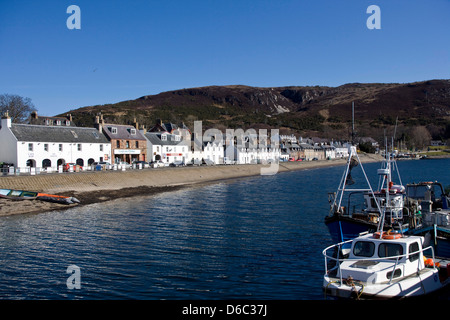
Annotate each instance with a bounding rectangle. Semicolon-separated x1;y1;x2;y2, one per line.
0;189;38;200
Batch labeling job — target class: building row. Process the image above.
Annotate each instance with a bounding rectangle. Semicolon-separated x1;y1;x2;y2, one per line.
0;112;351;171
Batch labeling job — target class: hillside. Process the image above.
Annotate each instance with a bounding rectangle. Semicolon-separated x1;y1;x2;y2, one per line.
60;79;450;145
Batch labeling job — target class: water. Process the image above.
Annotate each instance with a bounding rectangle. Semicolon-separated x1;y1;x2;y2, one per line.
0;159;448;300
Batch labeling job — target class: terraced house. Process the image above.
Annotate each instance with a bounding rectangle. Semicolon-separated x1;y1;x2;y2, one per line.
95;114;147;165
0;111;111;170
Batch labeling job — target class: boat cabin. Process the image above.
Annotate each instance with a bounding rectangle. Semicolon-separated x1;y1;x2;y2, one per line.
339;233;425;284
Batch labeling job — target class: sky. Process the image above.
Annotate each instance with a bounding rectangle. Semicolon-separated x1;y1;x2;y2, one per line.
1;0;449;117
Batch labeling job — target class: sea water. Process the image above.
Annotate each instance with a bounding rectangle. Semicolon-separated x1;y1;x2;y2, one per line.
0;159;448;300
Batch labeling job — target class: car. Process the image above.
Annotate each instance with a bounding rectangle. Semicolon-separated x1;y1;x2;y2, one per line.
169;161;185;167
132;161;149;168
117;161;131;169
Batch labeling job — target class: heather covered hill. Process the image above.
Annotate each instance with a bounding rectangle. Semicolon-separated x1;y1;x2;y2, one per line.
60;79;450;144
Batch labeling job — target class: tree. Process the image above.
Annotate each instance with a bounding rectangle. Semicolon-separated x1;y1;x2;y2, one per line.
0;94;36;123
408;126;432;150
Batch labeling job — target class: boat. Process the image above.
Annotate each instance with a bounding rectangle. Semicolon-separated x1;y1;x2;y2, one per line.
322;146;450;299
0;189;38;200
322;155;450;298
405;181;450;258
325;144;408;244
322;231;450;299
36;193;80;205
0;189;80;205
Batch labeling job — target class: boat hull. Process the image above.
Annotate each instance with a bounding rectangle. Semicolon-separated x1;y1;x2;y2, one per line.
325;214;378;243
324;268;449;299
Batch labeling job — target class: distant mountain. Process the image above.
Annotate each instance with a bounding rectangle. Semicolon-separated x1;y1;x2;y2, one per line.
60;79;450;144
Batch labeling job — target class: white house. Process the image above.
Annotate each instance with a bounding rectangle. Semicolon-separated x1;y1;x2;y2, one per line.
143;131;190;164
0;112;111;170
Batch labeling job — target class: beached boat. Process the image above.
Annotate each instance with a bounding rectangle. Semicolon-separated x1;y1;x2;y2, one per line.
0;189;80;205
0;189;38;200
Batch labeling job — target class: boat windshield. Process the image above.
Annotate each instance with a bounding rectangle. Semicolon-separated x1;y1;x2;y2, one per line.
378;243;403;259
353;241;375;257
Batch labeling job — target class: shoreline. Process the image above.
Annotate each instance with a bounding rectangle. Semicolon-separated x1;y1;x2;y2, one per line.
0;154;384;216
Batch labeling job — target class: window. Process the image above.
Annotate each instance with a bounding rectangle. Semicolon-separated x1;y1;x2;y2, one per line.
28;143;33;151
56;120;61;126
409;242;420;262
161;134;167;141
111;127;117;134
77;144;82;151
353;241;375;257
100;144;103;152
116;140;120;148
378;243;403;259
135;141;139;148
126;141;130;148
58;144;63;151
131;129;136;135
71;130;78;138
92;131;99;139
44;144;48;151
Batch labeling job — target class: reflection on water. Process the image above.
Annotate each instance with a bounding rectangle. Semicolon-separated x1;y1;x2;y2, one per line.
0;159;448;299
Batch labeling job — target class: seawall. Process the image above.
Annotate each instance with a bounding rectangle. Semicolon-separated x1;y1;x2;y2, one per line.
0;154;383;216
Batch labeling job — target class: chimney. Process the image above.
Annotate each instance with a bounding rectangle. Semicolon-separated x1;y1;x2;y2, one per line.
133;117;139;130
31;111;38;119
1;110;11;128
94;113;103;132
67;114;73;122
140;125;147;134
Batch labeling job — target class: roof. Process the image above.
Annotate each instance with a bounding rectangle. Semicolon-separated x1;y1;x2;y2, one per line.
144;132;187;146
10;124;109;143
103;124;146;141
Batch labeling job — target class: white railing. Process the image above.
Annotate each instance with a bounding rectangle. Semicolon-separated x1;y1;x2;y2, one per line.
323;239;436;285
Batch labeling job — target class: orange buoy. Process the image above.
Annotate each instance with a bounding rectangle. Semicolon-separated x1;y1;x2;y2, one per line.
373;230;402;240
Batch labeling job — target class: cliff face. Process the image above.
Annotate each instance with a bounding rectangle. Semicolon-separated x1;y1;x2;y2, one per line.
62;79;450;141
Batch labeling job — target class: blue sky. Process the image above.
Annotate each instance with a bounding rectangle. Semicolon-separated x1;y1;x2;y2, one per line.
1;0;449;116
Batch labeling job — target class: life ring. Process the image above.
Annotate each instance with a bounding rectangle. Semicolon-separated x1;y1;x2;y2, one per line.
373;230;402;240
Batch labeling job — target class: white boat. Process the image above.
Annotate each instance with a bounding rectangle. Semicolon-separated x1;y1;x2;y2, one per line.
322;144;450;299
323;231;450;299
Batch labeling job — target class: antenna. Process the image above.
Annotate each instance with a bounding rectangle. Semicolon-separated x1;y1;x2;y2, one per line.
351;101;355;145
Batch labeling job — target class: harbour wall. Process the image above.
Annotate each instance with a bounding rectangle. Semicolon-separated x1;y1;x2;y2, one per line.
0;155;382;195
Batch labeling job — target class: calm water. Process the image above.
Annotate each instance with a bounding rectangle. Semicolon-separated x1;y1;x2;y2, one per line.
0;159;448;300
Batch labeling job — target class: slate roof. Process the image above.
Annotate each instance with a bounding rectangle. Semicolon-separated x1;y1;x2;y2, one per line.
103;124;146;141
10;124;109;143
144;132;187;146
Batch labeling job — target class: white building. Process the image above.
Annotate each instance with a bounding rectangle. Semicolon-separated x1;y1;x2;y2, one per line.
0;112;111;170
143;131;190;164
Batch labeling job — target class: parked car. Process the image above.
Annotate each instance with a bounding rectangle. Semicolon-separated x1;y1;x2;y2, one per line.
132;161;148;168
169;161;185;167
117;161;131;169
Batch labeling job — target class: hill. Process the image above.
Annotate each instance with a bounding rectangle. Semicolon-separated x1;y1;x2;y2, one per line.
60;79;450;146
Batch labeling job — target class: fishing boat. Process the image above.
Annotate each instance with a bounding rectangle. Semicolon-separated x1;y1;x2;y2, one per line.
0;188;80;205
322;231;450;299
325;144;408;244
406;181;450;258
322;150;450;299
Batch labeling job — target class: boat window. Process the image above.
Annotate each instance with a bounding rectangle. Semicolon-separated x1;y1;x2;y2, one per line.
378;243;403;259
353;241;375;257
386;268;402;279
408;242;420;262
